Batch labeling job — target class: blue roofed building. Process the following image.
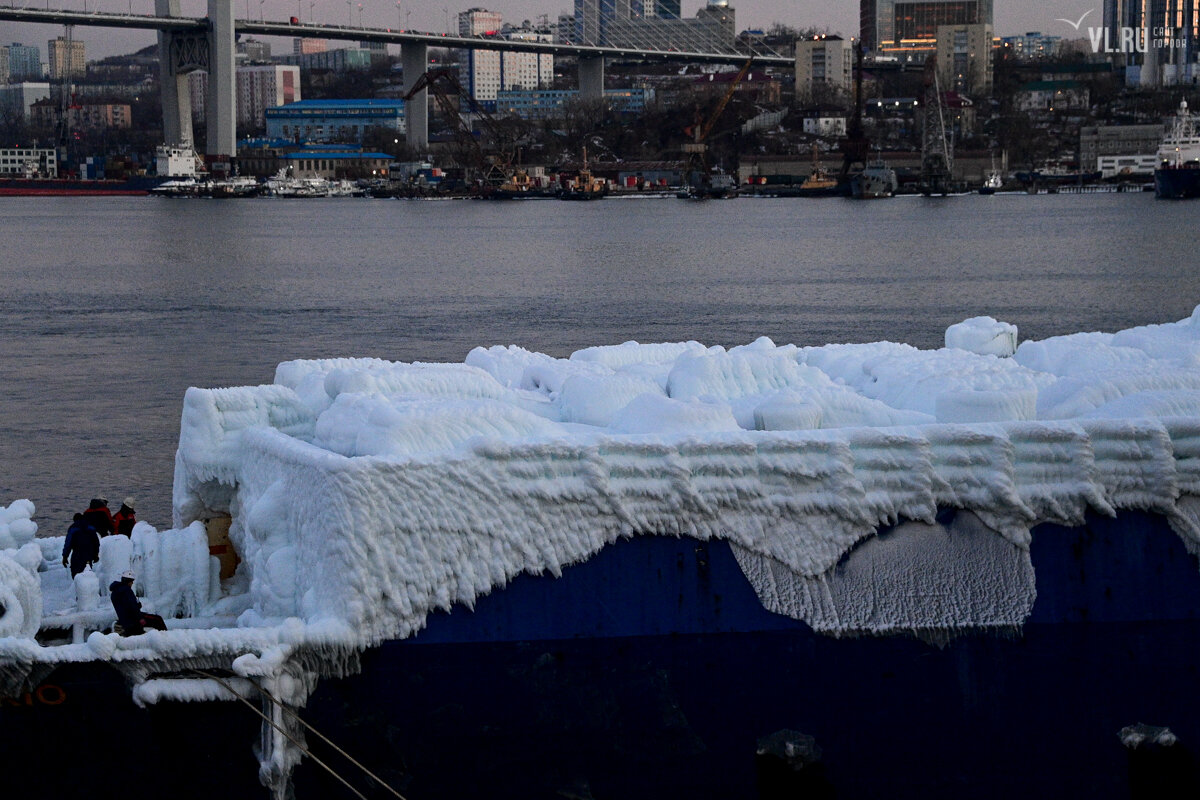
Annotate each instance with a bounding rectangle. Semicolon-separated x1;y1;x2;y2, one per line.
265;99;406;144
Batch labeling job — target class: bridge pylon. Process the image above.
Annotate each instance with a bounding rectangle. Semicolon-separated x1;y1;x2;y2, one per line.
402;43;428;151
156;0;236;168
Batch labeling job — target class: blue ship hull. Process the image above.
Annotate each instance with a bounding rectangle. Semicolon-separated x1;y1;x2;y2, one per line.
4;509;1200;799
1155;167;1200;199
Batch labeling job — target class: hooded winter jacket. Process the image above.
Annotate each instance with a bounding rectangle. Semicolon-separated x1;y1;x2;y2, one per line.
63;520;100;576
110;581;142;628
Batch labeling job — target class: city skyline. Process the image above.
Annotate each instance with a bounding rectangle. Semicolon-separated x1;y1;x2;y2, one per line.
1;0;1091;61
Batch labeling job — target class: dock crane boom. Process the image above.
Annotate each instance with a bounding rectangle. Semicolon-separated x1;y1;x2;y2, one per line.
681;57;753;198
404;68;514;181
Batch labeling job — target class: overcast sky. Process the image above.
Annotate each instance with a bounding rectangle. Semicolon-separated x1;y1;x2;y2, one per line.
0;0;1089;61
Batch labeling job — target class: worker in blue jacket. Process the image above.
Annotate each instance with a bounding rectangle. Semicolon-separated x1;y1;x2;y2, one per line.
61;513;100;577
109;572;167;635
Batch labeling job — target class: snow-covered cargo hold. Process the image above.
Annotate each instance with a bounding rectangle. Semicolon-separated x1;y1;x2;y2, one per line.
5;312;1200;798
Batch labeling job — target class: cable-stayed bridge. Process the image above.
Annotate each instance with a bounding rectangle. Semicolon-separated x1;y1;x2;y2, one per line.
0;1;792;162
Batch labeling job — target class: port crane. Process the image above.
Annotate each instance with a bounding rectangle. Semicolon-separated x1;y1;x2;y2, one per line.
919;52;954;195
403;68;515;185
680;56;753;199
837;42;870;182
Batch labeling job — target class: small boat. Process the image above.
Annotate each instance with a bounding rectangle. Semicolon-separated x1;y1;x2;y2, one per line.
148;178;203;198
978;171;1002;195
205;176;262;198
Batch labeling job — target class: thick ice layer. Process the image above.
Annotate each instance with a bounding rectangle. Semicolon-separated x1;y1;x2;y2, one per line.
12;310;1200;668
153;309;1200;649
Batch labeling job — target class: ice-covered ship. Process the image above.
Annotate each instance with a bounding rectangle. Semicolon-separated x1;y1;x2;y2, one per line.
4;313;1200;799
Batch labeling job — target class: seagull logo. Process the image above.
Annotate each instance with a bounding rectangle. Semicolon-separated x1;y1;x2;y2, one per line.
1055;8;1094;30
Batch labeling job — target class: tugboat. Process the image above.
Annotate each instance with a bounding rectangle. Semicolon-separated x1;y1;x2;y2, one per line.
559;147;606;200
1154;99;1200;199
796;144;841;197
490;167;542;199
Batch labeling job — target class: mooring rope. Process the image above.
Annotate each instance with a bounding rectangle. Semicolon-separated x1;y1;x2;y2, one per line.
252;681;407;800
190;669;379;800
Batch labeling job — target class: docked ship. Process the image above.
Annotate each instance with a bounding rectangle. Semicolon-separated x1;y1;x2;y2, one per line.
676;167;737;200
0;174;165;196
5;314;1200;799
0;144;201;196
850;158;898;199
1154;99;1200;199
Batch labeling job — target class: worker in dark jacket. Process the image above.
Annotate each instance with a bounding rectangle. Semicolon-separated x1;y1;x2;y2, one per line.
61;513;100;577
83;497;115;537
109;572;167;635
112;498;137;538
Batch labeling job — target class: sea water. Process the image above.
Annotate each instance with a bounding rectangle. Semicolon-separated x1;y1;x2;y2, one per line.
0;192;1196;530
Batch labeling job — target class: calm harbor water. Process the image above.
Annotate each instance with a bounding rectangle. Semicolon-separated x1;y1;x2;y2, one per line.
1;192;1197;532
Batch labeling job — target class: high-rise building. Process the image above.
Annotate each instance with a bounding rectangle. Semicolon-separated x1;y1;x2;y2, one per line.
555;13;576;43
861;0;993;58
458;9;553;106
188;64;301;129
237;38;272;61
1104;0;1200;85
459;7;503;36
0;82;51;119
794;37;854;98
651;0;681;18
47;36;85;81
0;47;9;85
7;43;43;81
935;23;993;95
358;40;389;62
293;37;327;55
459;9;504;103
